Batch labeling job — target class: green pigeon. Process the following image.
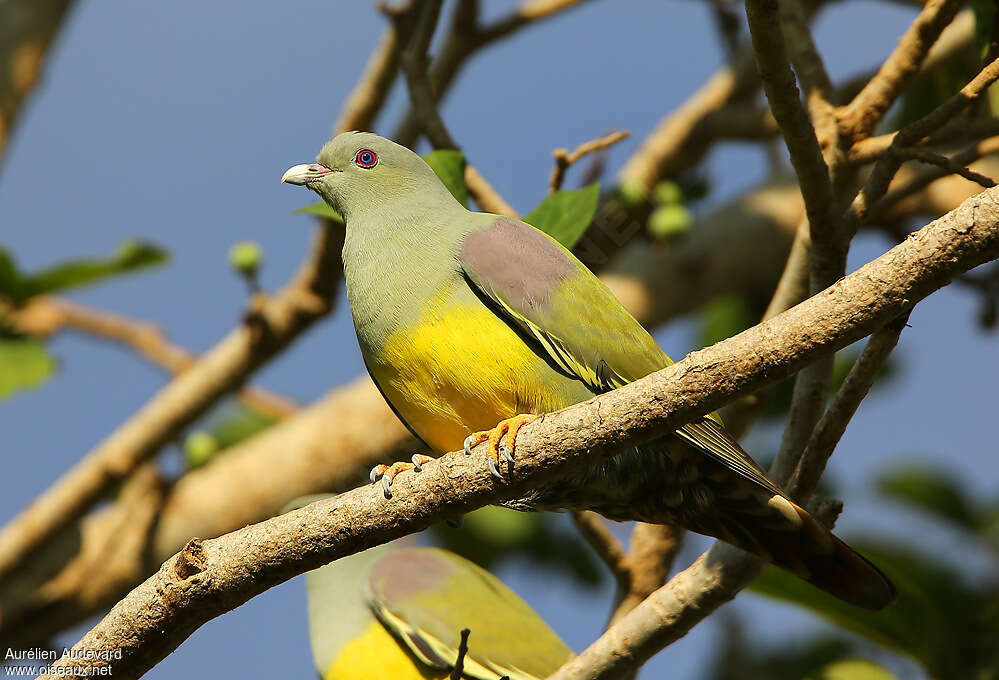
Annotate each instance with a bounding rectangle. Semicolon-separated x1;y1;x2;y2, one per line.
305;541;572;680
282;132;896;610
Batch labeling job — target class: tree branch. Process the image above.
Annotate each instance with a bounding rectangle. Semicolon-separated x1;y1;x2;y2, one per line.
549;131;630;194
330;2;417;134
788;312;910;497
0;0;76;163
10;296;299;420
0;222;345;585
839;0;962;141
41;184;999;680
392;0;594;146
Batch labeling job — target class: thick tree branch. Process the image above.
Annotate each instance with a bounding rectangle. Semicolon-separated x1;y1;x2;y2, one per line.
41;185;999;680
0;377;415;649
0;222;345;585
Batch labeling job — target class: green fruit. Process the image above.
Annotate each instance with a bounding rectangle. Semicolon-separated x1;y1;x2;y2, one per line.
648;204;692;240
184;431;220;468
653;180;684;206
228;241;263;277
617;179;649;207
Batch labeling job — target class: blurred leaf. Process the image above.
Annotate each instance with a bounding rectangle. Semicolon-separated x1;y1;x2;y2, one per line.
293;201;344;221
805;659;899;680
877;465;983;532
423;150;468;208
752;540;997;678
18;240;167;301
0;248;24;300
759;349;896;421
523;182;600;249
892;60;971;130
700;295;757;348
709;614;855;680
183;403;277;469
972;0;997;58
431;507;602;587
0;336;56;401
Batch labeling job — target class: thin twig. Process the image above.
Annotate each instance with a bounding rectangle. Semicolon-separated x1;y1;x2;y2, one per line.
41;185;999;680
895;147;997;189
399;0;518;217
11;296;299;420
845;56;999;233
0;0;76;163
392;0;593;146
330;3;417;134
450;628;471;680
840;0;962;141
788;312;910;498
549;131;629;194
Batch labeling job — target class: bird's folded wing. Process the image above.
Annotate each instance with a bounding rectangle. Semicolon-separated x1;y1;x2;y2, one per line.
366;547;572;680
459;217;786;497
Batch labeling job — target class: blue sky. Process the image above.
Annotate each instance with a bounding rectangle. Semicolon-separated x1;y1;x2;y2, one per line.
1;1;995;678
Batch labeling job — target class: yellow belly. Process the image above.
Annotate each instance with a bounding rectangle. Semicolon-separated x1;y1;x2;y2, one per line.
370;302;589;453
323;620;443;680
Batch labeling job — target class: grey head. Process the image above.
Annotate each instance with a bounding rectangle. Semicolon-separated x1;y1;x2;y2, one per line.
281;131;462;222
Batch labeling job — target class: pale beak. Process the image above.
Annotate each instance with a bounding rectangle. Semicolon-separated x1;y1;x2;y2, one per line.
281;163;335;185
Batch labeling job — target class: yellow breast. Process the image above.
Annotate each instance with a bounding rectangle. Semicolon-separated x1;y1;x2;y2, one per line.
370;301;587;453
323;620;443;680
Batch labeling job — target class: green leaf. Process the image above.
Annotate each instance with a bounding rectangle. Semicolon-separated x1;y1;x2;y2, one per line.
422;150;468;207
805;659;899;680
0;336;56;401
292;201;344;222
877;465;983;532
523;182;600;249
20;240;168;300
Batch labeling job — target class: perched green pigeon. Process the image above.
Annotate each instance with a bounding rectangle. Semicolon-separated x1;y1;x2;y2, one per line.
282;132;896;610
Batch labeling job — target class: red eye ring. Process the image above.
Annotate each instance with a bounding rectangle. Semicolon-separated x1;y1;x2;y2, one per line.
355;148;378;168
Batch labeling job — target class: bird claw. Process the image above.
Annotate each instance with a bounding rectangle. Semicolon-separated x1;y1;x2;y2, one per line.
369;455;436;499
487;456;503;481
463;414;538;481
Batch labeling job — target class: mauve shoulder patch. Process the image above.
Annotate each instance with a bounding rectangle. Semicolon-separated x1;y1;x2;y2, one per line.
460;218;574;313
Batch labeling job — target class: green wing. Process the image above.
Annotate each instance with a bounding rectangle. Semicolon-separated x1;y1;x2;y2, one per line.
366;547;571;680
459;217;783;497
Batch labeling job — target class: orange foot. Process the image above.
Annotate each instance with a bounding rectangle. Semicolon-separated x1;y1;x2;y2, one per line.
369;454;436;499
463;414;539;480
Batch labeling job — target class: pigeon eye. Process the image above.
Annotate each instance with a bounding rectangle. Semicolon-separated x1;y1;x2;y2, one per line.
355;149;378;168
